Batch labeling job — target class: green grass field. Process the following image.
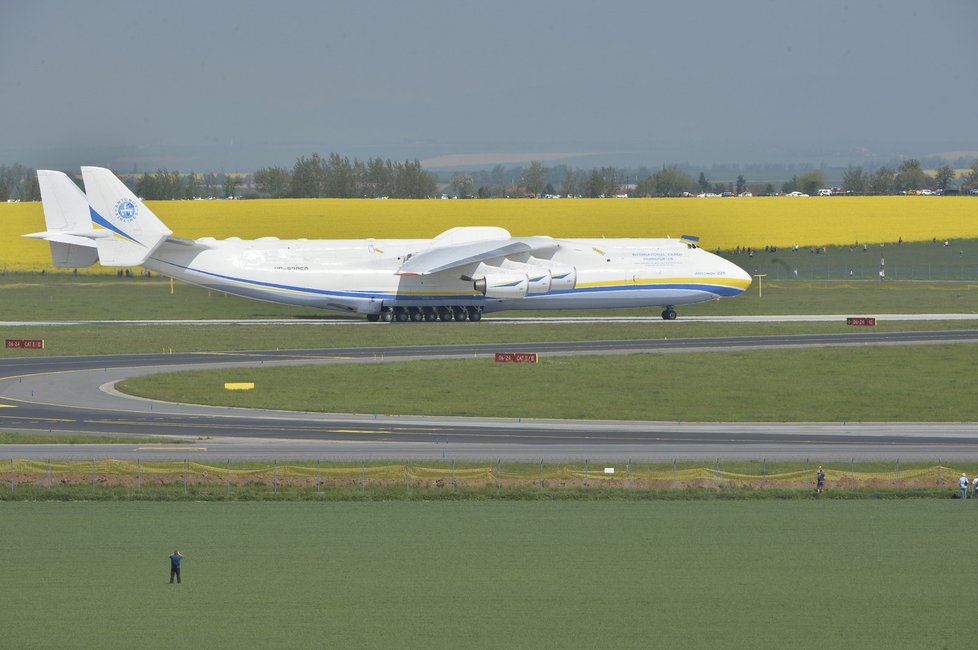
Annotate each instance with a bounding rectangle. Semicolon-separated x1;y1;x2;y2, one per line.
1;500;973;648
118;344;978;422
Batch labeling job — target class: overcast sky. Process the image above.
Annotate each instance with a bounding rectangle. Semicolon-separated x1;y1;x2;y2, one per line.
2;0;976;171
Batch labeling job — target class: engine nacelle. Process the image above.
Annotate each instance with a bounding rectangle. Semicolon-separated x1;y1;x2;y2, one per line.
527;257;577;291
501;260;552;294
472;271;529;299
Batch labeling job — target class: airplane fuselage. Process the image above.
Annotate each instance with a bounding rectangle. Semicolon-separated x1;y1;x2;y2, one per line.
144;235;750;316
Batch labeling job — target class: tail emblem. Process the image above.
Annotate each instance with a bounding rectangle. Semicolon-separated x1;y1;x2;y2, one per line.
115;198;138;222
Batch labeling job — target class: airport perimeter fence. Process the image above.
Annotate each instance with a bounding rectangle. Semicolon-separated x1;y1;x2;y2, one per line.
3;458;977;499
743;264;978;282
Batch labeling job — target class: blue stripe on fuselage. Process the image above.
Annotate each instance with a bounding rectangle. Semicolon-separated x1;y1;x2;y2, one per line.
153;259;744;301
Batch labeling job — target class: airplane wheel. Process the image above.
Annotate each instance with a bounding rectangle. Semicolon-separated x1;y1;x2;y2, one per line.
380;311;393;323
661;308;677;320
409;309;424;322
395;309;409;322
366;314;380;322
453;307;468;322
438;310;453;322
467;308;482;322
423;310;438;322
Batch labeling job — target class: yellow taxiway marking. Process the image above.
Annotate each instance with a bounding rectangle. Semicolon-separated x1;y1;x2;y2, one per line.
0;404;16;408
135;446;208;451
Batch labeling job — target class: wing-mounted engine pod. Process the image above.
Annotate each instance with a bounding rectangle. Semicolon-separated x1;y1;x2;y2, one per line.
526;257;577;291
471;271;529;298
500;259;552;294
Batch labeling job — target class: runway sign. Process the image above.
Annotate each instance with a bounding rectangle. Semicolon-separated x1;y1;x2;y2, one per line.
5;339;44;349
224;382;255;390
495;352;538;363
846;317;877;326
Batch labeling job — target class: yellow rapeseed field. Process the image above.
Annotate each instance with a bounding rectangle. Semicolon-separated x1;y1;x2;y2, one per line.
2;196;976;272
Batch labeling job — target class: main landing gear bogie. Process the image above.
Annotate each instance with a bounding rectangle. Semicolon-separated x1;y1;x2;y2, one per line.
372;306;483;323
661;307;677;320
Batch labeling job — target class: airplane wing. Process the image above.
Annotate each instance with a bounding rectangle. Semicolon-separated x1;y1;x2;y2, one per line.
396;236;559;276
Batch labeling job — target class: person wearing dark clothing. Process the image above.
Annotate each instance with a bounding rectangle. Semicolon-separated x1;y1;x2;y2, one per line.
169;550;184;584
816;467;826;495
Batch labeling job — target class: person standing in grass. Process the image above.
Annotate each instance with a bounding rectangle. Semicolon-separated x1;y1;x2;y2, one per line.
959;474;968;500
972;475;978;500
169;550;184;584
816;466;825;495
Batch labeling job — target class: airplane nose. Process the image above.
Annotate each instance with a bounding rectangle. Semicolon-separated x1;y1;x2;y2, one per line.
729;260;752;292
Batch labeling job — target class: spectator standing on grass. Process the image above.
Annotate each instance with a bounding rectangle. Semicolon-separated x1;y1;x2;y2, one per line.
816;466;826;495
959;474;968;500
972;475;978;499
169;550;184;584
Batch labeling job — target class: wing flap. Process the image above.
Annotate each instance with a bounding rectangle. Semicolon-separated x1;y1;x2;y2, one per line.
396;236;559;276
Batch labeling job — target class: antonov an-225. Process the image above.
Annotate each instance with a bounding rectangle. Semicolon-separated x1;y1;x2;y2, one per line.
25;167;751;321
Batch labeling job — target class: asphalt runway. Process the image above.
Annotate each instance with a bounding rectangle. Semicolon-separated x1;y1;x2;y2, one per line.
2;327;978;461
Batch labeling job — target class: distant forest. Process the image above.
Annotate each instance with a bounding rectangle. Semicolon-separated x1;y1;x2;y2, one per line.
2;153;977;202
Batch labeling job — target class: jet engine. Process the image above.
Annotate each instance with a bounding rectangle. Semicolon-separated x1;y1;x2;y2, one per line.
471;271;529;298
527;257;577;291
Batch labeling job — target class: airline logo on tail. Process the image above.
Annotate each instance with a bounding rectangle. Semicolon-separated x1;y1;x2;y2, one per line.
115;198;138;222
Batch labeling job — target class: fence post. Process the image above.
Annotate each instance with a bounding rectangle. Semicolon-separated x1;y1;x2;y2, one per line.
361;460;365;494
895;459;900;491
673;459;677;490
136;458;140;492
9;459;14;492
938;459;942;488
539;459;544;492
48;459;52;491
226;459;231;496
762;458;766;489
584;459;589;488
183;460;188;495
627;459;632;492
405;463;410;498
850;458;855;495
496;459;501;494
273;460;278;494
715;458;720;493
92;458;96;491
451;459;456;495
316;459;321;495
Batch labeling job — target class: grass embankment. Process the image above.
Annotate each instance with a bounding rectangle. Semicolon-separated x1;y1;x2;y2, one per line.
118;343;978;422
0;459;961;501
0;433;182;445
1;501;974;647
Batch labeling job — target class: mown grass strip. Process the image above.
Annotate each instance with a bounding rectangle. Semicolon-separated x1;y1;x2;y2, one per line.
118;343;978;422
1;500;976;647
0;433;184;445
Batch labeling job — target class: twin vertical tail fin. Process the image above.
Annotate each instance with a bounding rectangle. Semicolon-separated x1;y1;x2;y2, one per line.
25;170;99;268
26;167;173;268
81;166;172;267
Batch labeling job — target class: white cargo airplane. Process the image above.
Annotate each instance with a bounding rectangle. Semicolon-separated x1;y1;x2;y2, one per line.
25;167;751;321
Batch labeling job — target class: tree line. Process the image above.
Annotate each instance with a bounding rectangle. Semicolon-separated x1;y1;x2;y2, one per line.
3;156;977;202
0;164;41;201
255;153;436;199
